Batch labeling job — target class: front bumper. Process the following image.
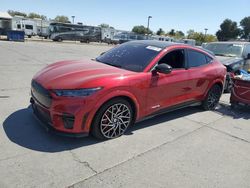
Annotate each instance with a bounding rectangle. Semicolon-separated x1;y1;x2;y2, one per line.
30;96;89;138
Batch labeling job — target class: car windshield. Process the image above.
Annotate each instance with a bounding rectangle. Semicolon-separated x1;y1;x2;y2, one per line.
205;43;243;57
96;42;162;72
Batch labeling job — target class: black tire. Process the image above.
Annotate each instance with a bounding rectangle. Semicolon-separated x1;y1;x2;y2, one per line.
57;37;63;42
202;85;222;110
91;98;134;140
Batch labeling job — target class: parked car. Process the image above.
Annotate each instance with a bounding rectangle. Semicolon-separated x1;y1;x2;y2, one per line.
30;40;226;139
204;42;250;92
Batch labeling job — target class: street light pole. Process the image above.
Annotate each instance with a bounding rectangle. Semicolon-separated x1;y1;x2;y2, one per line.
147;16;152;39
204;28;208;42
72;16;75;24
71;16;76;43
41;19;43;41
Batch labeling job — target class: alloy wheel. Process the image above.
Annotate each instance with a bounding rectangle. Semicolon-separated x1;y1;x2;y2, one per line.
100;103;131;138
207;86;221;110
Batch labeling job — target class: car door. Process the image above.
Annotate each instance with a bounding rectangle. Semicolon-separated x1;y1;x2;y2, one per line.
146;48;193;114
185;49;214;100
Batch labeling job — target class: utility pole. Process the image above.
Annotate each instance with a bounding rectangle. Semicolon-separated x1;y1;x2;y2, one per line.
204;28;208;42
147;16;152;39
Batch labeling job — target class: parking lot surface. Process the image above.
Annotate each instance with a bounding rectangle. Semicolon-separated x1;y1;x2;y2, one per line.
0;41;250;188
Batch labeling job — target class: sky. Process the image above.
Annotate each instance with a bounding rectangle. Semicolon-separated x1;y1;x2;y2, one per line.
1;0;249;35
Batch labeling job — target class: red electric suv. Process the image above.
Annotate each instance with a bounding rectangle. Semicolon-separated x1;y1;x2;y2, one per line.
31;40;226;139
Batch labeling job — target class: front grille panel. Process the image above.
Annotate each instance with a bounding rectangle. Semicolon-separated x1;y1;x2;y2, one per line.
33;103;52;124
31;80;52;108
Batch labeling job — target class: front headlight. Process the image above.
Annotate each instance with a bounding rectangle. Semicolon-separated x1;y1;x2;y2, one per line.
54;87;102;97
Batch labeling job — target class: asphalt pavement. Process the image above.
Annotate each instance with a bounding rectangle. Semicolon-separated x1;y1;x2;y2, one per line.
0;40;250;188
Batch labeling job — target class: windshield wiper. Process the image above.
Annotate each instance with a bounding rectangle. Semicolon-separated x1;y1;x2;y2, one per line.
103;62;122;68
95;58;122;68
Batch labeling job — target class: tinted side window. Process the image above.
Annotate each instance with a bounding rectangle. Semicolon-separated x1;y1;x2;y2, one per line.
188;50;207;68
58;26;72;32
25;25;33;30
158;49;185;69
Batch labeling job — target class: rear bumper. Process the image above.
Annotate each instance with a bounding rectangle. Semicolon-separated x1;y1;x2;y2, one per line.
230;79;250;106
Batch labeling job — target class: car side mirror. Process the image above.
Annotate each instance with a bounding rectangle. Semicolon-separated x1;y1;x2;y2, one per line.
154;64;172;74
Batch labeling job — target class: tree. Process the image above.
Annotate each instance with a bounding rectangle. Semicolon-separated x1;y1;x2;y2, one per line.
175;30;185;39
187;30;217;45
7;10;27;17
216;19;240;41
7;10;47;20
27;12;47;20
132;25;152;35
240;16;250;39
168;29;175;36
205;34;217;43
165;29;185;39
98;23;114;29
188;31;204;45
54;15;70;23
40;15;47;20
98;23;110;28
156;28;165;35
187;29;195;37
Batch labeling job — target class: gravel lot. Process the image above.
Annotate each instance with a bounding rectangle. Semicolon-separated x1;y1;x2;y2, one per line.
0;40;250;188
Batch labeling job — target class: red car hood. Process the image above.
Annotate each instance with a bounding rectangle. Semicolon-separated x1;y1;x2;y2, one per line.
33;59;134;89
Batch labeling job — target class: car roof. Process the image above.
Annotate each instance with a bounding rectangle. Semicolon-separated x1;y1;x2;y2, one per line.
127;40;188;49
127;40;213;56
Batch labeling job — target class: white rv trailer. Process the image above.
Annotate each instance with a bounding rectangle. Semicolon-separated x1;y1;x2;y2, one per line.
12;16;37;37
101;27;116;43
34;18;50;38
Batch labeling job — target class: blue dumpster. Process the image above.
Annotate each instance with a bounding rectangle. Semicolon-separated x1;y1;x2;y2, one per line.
7;30;25;42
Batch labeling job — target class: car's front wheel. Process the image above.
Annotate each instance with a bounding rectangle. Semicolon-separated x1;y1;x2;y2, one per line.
202;84;222;110
91;98;134;140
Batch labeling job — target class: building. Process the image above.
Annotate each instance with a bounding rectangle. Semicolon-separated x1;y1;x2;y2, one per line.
0;12;12;35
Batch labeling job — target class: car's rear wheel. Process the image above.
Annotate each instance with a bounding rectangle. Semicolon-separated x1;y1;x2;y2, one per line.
91;98;134;140
202;85;222;110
